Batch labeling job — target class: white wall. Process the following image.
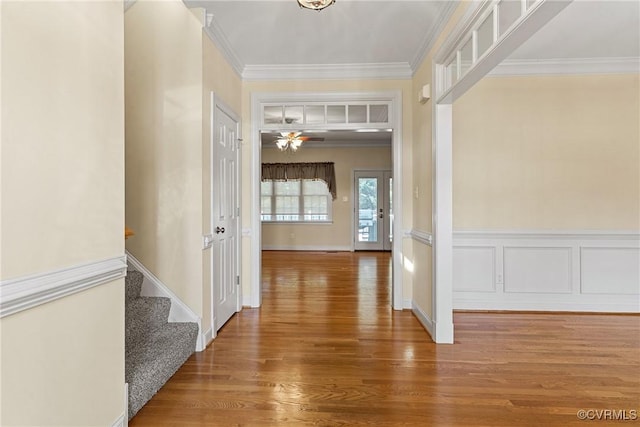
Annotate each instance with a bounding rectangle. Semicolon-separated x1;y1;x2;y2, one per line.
1;1;125;425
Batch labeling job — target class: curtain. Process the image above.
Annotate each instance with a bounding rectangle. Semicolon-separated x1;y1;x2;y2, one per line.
261;162;337;200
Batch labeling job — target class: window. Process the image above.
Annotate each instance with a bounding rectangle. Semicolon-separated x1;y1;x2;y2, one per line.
261;179;332;222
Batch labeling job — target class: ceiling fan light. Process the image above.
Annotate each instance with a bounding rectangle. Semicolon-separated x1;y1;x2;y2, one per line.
297;0;335;11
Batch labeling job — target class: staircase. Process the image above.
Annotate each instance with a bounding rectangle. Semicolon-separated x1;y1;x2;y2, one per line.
125;269;199;419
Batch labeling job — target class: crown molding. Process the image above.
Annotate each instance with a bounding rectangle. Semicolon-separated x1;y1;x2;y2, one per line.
410;1;459;74
489;57;640;77
203;12;244;78
123;0;136;12
242;62;412;81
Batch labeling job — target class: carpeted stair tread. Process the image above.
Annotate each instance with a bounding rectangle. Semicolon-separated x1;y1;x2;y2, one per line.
125;296;172;347
125;322;199;419
125;270;144;301
124;266;199;420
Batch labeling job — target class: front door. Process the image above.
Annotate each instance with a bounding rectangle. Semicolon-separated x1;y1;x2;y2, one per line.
212;98;240;331
354;170;392;251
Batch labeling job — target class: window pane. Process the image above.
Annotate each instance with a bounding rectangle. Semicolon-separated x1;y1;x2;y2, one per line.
303;179;328;195
274;180;300;195
477;12;494;59
358;178;378;242
284;106;303;125
260;181;272;195
460;37;473;76
327;105;346;123
499;0;522;36
305;105;325;124
263;106;283;124
261;179;331;222
348;105;367;123
369;105;388;123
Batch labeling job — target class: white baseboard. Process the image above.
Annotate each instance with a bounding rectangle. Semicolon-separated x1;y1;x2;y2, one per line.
125;251;209;351
201;327;214;349
111;414;126;427
453;229;640;313
402;298;412;310
113;383;128;427
261;245;352;252
411;301;435;341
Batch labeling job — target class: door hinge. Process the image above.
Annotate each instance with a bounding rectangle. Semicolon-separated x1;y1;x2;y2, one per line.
237;207;240;216
236;275;240;285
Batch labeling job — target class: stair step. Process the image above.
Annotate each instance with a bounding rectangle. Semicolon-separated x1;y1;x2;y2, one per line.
125;270;144;301
125;296;171;347
125;322;199;419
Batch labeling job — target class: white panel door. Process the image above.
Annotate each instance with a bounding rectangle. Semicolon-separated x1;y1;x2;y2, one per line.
354;170;392;251
212;101;240;331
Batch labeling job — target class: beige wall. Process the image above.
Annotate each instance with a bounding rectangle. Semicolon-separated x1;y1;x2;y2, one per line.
1;1;125;425
261;146;392;249
241;79;414;304
125;0;242;335
453;74;640;230
409;2;469;320
125;0;204;317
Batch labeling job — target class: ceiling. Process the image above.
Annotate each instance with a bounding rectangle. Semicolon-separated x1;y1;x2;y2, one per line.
188;0;638;147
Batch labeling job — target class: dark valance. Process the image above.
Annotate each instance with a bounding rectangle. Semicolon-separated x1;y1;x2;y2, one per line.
262;162;337;200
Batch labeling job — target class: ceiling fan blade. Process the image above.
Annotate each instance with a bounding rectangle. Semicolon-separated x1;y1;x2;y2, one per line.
298;136;324;141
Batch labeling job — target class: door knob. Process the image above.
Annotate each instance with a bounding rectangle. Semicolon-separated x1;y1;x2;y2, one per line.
215;226;225;234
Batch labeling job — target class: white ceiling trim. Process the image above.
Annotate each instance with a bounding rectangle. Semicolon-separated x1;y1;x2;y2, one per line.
242;62;413;81
409;1;459;73
203;13;244;78
489;57;640;77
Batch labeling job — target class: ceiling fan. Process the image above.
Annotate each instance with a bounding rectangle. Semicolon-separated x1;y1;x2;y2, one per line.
275;131;324;152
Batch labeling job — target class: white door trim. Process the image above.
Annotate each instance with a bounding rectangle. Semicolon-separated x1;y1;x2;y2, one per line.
250;90;404;310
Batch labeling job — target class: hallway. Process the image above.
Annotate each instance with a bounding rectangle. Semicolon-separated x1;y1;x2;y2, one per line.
130;251;639;426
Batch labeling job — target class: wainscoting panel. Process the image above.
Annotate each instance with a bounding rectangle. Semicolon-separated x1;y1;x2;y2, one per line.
453;230;640;312
580;247;640;295
453;246;495;292
503;247;572;294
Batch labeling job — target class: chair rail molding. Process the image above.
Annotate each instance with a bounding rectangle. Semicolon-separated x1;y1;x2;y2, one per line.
0;255;127;318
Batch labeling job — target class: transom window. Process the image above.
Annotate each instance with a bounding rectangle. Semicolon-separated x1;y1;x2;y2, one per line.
261;179;332;222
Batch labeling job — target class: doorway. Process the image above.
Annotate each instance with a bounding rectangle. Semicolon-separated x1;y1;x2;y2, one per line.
354;170;392;251
250;91;405;310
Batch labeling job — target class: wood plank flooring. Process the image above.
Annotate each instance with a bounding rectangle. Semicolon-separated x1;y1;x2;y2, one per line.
130;251;640;426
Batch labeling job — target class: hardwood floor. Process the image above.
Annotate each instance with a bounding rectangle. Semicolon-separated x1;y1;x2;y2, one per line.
130;251;640;426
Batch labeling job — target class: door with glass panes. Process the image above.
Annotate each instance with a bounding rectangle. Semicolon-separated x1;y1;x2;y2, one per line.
354;170;392;251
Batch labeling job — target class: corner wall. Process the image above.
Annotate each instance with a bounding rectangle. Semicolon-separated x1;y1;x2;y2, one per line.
1;1;125;425
124;0;204;318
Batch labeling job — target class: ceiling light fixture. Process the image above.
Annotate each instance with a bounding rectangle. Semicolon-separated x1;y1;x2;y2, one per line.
276;132;304;152
297;0;335;11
